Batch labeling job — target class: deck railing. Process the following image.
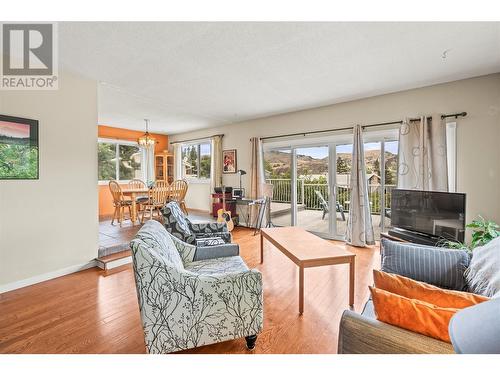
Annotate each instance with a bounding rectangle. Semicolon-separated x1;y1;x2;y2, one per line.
266;178;396;214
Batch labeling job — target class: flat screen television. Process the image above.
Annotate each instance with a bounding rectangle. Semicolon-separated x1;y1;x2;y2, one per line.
391;189;466;242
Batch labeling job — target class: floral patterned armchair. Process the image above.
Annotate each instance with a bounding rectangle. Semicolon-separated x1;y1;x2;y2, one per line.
162;201;232;244
130;220;263;354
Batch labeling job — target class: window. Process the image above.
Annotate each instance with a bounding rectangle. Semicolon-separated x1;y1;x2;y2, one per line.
98;139;142;182
181;142;211;180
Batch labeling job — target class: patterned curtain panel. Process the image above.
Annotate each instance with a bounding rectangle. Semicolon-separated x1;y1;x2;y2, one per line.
210;135;223;193
346;125;375;247
249;137;265;223
397;116;448;191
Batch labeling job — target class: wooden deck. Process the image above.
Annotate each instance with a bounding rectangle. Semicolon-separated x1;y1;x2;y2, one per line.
270;202;387;238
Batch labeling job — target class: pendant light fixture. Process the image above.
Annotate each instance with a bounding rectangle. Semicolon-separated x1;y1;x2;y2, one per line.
138;119;156;147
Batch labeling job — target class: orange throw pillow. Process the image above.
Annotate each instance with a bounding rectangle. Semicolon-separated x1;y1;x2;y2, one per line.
373;270;489;309
369;286;457;342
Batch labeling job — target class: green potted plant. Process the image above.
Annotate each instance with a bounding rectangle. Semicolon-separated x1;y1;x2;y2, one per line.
439;215;499;251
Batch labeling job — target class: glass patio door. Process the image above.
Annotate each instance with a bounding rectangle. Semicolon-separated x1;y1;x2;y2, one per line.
263;134;399;241
294;146;330;236
263;148;293;227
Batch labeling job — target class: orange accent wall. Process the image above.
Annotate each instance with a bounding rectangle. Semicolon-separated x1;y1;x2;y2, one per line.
98;125;169;219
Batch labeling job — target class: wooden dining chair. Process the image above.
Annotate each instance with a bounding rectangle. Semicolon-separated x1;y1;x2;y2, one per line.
128;178;149;220
109;180;132;227
128;178;146;189
140;180;170;223
170;179;189;215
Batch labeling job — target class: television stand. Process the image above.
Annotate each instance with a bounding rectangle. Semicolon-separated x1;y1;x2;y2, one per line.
383;227;441;246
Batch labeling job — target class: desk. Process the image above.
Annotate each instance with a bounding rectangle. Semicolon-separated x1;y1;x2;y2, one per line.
229;198;265;228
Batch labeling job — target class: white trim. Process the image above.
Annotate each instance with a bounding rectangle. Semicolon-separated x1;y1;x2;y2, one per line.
0;260;97;294
97;256;132;271
185;178;211;184
98;179;135;186
98;137;138;146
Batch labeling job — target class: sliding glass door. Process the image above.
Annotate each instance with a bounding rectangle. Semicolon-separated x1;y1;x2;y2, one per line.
263;148;293;227
294;146;330;236
263;132;399;240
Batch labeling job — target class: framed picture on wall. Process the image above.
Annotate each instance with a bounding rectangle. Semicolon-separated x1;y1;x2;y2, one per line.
0;114;39;180
223;149;237;174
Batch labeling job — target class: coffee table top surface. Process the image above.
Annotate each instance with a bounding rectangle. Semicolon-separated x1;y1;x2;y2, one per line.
261;227;354;266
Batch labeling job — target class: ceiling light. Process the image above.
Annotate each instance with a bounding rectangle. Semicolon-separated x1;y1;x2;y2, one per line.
138;119;156;147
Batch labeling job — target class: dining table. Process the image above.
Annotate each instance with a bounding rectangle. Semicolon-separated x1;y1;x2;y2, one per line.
121;185;182;223
121;187;150;223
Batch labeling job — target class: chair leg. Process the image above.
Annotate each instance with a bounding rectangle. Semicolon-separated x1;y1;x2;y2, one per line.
111;206;118;225
119;206;123;227
245;335;257;350
140;206;146;224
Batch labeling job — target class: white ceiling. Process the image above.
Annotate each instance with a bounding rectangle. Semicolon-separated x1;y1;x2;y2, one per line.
59;22;500;134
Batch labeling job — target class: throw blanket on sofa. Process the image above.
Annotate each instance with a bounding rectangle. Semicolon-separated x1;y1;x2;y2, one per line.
465;237;500;298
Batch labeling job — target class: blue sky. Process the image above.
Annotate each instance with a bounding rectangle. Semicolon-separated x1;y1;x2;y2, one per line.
200;143;211;155
296;141;398;159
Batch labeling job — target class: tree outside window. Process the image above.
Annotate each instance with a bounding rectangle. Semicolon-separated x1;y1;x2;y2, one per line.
98;140;142;181
181;142;211;180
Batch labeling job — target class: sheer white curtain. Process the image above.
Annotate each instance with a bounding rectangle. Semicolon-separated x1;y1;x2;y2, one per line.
346;125;375;247
141;144;155;184
397;116;448;191
173;143;182;180
210;135;223;193
249;137;265;223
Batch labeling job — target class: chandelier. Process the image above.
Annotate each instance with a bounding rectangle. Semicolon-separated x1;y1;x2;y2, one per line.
138;119;156;147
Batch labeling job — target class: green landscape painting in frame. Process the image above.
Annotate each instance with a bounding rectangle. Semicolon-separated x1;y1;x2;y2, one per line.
0;115;39;179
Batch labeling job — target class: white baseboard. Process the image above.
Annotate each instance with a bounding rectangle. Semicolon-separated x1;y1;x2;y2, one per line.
0;260;97;294
96;256;132;270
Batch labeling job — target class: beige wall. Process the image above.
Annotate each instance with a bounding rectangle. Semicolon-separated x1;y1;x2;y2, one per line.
0;71;98;289
171;74;500;227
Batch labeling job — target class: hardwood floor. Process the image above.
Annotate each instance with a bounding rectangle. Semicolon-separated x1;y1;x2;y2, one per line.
0;227;380;354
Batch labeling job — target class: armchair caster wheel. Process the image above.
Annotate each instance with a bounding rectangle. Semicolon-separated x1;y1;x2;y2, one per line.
245;335;257;350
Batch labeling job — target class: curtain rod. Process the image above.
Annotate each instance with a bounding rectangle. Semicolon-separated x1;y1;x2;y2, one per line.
170;134;224;145
259;111;467;141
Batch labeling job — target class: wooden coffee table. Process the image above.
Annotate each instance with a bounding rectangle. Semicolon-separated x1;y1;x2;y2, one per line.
260;227;355;314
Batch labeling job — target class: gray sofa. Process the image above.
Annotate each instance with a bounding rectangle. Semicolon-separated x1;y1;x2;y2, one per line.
162;201;239;261
338;300;454;354
131;220;263;353
338;239;493;354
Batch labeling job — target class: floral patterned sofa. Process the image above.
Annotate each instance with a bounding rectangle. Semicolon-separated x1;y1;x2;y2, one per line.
130;220;264;353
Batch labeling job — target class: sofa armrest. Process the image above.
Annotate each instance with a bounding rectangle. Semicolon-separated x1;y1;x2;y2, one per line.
188;221;232;243
338;310;454;354
194;243;240;261
198;269;264;336
188;221;228;233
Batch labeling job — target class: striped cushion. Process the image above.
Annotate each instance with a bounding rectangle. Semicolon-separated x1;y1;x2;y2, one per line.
381;239;470;291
